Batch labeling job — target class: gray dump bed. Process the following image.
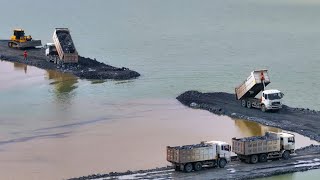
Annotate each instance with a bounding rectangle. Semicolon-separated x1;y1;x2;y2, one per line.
167;143;216;164
53;28;78;63
232;132;280;155
235;70;270;100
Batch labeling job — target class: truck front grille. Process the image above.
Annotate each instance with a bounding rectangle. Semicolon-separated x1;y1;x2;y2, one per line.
272;102;281;106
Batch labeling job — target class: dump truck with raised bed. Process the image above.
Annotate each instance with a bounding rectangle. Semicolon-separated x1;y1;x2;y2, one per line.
235;70;284;112
52;28;78;63
167;141;231;172
232;132;295;164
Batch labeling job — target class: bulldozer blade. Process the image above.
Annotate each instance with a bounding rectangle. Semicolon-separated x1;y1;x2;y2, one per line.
18;40;42;49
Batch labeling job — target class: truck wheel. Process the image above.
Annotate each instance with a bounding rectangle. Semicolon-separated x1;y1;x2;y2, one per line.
247;101;252;108
241;100;246;107
174;164;180;171
184;163;193;173
218;158;227;168
250;155;259;164
282;150;290;160
261;105;267;112
194;162;202;171
259;154;268;162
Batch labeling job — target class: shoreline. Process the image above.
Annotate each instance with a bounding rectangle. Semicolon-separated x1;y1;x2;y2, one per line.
176;91;320;142
0;40;140;80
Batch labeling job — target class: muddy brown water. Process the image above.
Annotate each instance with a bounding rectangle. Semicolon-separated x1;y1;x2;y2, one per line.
1;0;320;179
0;61;318;180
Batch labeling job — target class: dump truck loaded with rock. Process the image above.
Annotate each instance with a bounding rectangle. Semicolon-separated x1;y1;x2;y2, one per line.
167;141;231;172
167;132;295;172
232;132;295;164
235;70;284;112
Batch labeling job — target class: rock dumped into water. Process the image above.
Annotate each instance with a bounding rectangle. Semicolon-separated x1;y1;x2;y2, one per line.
176;91;320;142
56;31;76;53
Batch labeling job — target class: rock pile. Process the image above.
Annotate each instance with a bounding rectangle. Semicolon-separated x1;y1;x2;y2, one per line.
172;143;210;150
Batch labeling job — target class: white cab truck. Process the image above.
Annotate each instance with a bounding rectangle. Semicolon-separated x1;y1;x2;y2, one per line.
235;70;284;112
167;141;231;172
232;132;295;164
44;43;59;63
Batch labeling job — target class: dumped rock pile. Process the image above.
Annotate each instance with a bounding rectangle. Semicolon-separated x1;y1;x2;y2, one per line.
0;40;140;80
177;90;320;142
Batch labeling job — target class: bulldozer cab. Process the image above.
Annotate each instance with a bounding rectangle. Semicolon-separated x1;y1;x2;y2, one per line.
14;29;25;38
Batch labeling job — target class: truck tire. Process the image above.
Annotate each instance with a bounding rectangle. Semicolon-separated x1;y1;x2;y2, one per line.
194;162;202;171
259;154;268;162
261;104;267;112
282;150;290;160
247;101;252;108
174;164;180;171
241;100;246;107
184;163;193;173
250;155;259;164
218;158;227;168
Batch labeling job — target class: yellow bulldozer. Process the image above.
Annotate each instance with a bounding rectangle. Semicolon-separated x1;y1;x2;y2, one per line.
8;29;42;49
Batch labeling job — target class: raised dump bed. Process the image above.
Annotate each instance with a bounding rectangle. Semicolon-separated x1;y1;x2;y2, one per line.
235;70;270;100
52;28;78;63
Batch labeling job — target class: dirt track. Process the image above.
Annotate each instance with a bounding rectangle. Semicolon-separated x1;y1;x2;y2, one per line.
176;91;320;142
68;145;320;180
0;40;140;80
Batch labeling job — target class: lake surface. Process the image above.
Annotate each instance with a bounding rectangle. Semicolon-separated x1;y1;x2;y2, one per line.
0;0;319;179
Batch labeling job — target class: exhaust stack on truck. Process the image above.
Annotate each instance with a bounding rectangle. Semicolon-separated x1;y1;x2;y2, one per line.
235;70;284;112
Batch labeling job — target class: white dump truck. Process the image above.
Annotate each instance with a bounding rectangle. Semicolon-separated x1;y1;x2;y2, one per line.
44;43;59;63
232;132;295;164
167;141;231;172
235;70;284;112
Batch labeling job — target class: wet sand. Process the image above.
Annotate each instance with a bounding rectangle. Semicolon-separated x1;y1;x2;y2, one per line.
0;99;317;180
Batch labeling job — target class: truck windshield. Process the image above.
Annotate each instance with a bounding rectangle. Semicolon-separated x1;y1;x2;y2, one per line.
288;137;295;143
222;145;230;151
267;93;283;100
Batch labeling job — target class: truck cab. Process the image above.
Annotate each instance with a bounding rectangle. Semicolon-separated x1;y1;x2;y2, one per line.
205;141;231;162
261;89;284;111
278;132;295;153
44;43;58;56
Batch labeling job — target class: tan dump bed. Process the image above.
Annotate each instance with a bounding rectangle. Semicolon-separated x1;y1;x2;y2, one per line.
52;28;78;63
167;143;217;164
232;132;280;155
235;70;271;100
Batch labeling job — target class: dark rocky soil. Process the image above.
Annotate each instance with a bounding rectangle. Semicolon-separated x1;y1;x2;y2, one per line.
0;40;140;80
177;91;320;142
